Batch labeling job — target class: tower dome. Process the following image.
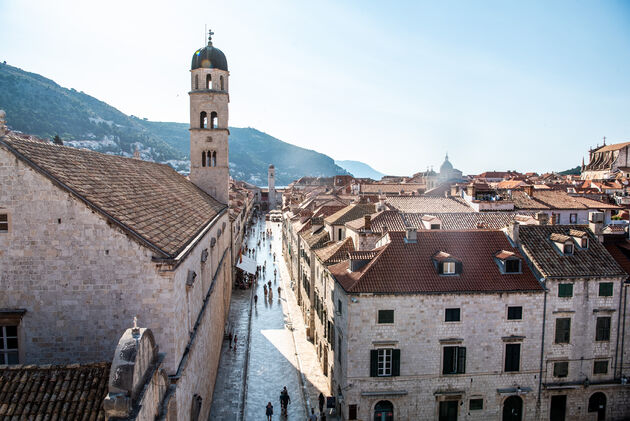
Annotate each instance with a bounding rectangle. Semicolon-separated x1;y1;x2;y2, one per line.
191;30;228;71
440;153;453;173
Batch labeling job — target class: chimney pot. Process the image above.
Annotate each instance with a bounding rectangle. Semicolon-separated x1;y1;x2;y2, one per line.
364;214;372;231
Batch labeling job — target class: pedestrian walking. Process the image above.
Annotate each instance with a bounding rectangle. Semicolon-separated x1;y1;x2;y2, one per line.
266;402;274;421
277;286;281;296
279;386;291;415
318;392;325;413
309;408;318;421
233;334;237;351
268;280;272;289
254;294;258;304
228;331;233;349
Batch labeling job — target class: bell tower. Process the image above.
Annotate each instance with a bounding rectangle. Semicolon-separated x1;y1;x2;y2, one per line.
189;29;230;204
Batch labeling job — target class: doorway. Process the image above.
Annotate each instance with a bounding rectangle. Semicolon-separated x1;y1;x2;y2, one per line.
374;400;393;421
439;400;458;421
550;395;566;421
502;396;523;421
588;392;606;421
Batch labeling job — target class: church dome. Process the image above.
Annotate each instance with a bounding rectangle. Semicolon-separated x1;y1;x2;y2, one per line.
440;154;453;173
191;31;228;71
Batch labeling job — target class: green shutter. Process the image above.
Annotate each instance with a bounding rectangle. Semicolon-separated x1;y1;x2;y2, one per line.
455;261;463;275
599;283;613;297
558;283;573;297
392;349;401;376
370;350;378;377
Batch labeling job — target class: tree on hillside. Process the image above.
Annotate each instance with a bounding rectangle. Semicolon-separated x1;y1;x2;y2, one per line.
52;135;63;145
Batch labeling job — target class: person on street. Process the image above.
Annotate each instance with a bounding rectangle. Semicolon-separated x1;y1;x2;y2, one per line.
254;294;258;305
309;408;318;421
233;334;237;351
228;331;233;349
318;392;325;413
279;386;291;415
266;402;274;420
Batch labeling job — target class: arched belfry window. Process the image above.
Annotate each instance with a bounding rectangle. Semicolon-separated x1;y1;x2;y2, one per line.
206;74;212;89
220;76;224;90
195;75;199;90
200;111;207;129
212;151;217;167
201;151;207;167
210;112;218;129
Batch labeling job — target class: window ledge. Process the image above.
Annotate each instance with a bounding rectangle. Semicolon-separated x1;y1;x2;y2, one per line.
439;337;463;344
372;340;398;346
593;308;616;313
552;309;575;314
502;335;525;342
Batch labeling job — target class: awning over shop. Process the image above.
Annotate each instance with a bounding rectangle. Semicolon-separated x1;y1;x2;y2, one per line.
236;255;257;274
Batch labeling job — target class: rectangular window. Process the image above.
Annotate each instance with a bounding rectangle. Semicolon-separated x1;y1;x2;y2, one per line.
377;309;394;324
555;318;571;344
507;306;523;320
439;401;458;421
593;360;608;375
443;261;456;274
552;213;561;224
504;343;520;372
505;259;521;273
569;213;577;223
553;361;569;378
469;399;483;411
348;404;358;420
0;214;7;233
563;243;574;255
599;282;613;297
0;325;19;365
596;317;611;341
378;348;392;376
370;348;400;377
337;299;343;315
443;346;466;374
558;283;573;298
445;308;461;322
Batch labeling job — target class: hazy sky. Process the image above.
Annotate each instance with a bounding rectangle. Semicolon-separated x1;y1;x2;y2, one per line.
1;0;629;175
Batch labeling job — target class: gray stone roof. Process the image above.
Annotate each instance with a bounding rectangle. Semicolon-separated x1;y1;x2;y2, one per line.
519;225;627;279
0;134;226;258
386;196;473;213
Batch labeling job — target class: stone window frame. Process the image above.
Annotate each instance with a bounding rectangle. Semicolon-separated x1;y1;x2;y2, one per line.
598;282;613;297
553;361;569;378
377;309;394;324
0;211;9;233
469;398;484;411
377;348;393;376
595;316;611;342
442;345;466;375
0;310;26;364
554;318;571;344
444;308;461;323
558;283;573;298
507;306;523;320
593;359;609;375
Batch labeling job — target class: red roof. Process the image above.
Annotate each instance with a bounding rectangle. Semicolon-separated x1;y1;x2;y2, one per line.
329;230;542;294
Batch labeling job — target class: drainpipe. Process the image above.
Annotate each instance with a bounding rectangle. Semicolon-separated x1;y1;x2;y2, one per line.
614;277;625;378
537;279;548;412
619;282;629;379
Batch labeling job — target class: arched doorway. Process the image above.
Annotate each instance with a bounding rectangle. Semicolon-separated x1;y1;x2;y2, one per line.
502;395;523;421
588;392;606;421
374;400;394;421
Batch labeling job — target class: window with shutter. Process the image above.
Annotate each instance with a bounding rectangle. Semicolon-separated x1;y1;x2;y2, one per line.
593;360;608;374
445;308;460;322
0;214;7;233
507;306;522;320
392;349;401;376
595;317;611;341
598;282;613;297
370;349;378;377
553;361;569;378
558;284;573;297
504;343;520;372
377;310;394;324
442;346;466;374
555;318;571;344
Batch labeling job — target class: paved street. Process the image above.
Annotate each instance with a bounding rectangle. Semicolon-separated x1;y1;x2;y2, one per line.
211;215;340;421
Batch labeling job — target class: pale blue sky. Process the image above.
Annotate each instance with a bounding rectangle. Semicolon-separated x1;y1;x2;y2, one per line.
1;0;629;175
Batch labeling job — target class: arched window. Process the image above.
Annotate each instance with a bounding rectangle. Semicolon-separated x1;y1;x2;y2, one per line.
374;400;393;421
220;75;224;90
588;392;606;421
201;151;207;167
206;74;212;89
200;111;207;129
212;151;217;167
195;74;199;90
210;111;218;129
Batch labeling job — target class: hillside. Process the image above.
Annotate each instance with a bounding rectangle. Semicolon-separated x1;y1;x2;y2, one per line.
335;159;384;180
0;63;350;185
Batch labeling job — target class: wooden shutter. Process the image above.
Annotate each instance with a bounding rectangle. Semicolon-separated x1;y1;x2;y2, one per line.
370;350;378;377
457;347;466;373
392;349;401;376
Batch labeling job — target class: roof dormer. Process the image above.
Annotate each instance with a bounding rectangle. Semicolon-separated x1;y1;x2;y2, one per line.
432;251;462;275
494;250;522;274
421;215;441;230
550;233;574;255
569;229;589;249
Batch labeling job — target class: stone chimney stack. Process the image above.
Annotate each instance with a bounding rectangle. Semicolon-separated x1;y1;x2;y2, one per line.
405;226;417;243
508;221;520;245
0;110;7;134
450;184;459;197
466;184;476;197
535;212;549;226
589;211;604;243
364;214;372;231
524;185;534;197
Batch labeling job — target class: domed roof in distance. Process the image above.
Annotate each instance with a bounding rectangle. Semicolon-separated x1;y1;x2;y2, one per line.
440;153;453;172
191;31;228;71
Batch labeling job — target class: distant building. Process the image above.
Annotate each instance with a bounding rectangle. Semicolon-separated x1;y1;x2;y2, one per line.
581;141;630;180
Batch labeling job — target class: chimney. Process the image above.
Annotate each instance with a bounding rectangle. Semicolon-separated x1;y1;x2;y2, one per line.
589;211;604;243
0;110;6;134
376;195;386;212
405;226;417;243
535;212;549;226
450;184;458;197
508;221;520;245
524;185;534;196
466;184;476;197
364;214;372;231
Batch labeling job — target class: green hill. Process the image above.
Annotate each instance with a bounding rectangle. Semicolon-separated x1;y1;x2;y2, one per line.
0;63;349;185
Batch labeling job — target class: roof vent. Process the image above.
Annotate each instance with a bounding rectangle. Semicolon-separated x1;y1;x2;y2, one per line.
405;226;417;243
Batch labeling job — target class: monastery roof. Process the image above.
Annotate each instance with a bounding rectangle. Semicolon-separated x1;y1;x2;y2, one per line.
518;225;626;278
329;230;542;294
324;204;376;225
0;134;226;259
0;362;110;420
314;237;355;265
594;142;630;153
385;196;473;213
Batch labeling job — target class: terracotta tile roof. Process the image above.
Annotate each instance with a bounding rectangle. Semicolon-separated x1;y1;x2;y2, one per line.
568;229;588;238
404;212;536;230
359;183;425;194
301;226;330;249
314;237;355;265
349;250;380;260
518;225;627;278
386;197;473;213
324;204;375;225
495;250;516;260
571;196;621;210
0;134;226;258
0;362;110;420
422;182;453;197
329;230;542;293
603;238;630;278
594;141;630;153
345;211;407;232
510;191;550;210
312;205;346;219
